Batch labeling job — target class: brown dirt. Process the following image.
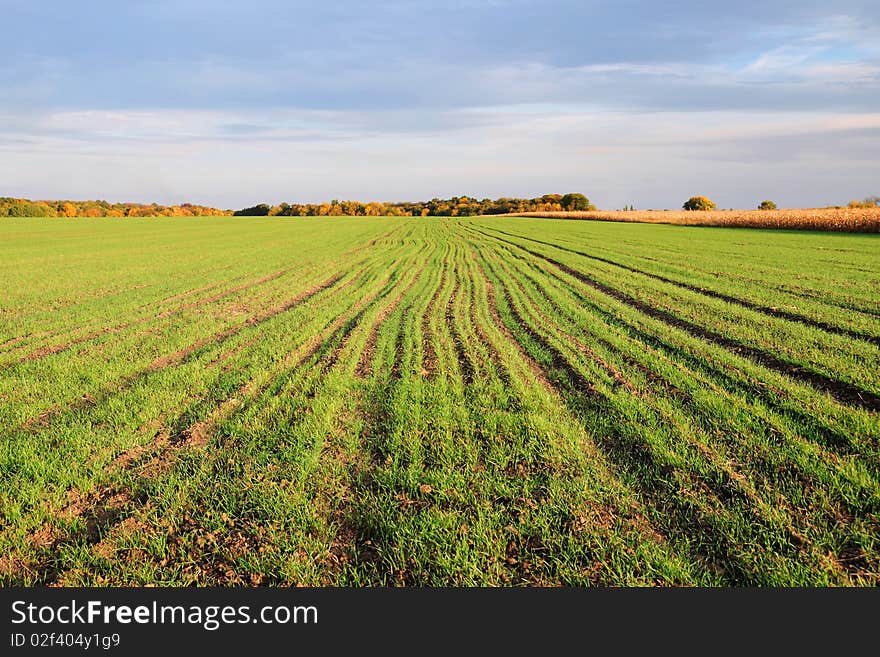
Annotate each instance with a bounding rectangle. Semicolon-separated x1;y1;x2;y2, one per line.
0;334;37;351
18;328;116;363
6;385;246;583
105;421;170;471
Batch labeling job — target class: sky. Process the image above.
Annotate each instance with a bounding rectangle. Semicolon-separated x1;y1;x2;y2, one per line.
1;0;878;210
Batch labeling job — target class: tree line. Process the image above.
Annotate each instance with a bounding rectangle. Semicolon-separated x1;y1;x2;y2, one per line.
5;192;874;218
233;193;594;216
1;193;594;218
0;197;231;217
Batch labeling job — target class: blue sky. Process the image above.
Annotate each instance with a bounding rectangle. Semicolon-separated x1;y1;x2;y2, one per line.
2;0;878;209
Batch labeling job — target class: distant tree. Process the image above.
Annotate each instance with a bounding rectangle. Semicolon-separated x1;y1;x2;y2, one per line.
7;202;54;217
268;202;290;216
365;202;386;216
561;193;592;211
683;196;717;211
847;199;878;209
340;200;365;216
758;200;777;210
233;203;271;216
59;202;78;217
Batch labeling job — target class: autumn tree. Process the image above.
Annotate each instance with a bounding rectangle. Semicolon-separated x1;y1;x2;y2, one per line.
365;202;386;216
561;193;592;211
7;202;53;217
59;202;77;217
683;196;717;211
233;204;271;216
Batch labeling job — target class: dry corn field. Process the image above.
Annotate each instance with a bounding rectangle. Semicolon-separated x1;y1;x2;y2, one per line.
0;215;878;586
509;207;880;232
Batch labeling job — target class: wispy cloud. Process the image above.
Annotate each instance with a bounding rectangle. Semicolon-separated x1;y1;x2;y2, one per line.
2;106;877;209
2;1;878;207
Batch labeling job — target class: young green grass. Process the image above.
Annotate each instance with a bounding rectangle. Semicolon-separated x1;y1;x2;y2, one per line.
0;215;877;585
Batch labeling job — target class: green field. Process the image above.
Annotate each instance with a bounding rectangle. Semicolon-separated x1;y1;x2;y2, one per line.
1;216;878;586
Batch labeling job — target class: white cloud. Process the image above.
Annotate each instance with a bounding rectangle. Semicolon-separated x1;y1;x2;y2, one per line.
1;105;877;209
2;7;878;209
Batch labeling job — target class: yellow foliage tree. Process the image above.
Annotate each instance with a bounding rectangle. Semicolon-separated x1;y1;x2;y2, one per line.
365;202;386;216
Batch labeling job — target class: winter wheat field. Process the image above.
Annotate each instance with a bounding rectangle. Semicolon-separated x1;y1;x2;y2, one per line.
0;216;878;586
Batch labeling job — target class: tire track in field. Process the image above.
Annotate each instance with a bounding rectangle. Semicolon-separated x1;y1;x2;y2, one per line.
445;275;475;385
327;274;399;378
484;235;873;459
465;250;519;390
0;333;48;352
572;333;864;579
1;285;221;358
617;336;879;581
485;251;817;569
632;254;880;321
5;269;359;554
21;275;394;585
8;269;291;368
154;268;290;319
483;227;880;347
390;301;412;381
477;226;880;320
148;271;347;371
489;250;873;580
492;244;722;407
480;245;637;397
489;270;813;584
4;231;394;367
420;260;447;379
332;289;450;579
118;274;403;586
355;261;427;379
253;267;436;582
492;255;641;396
479;231;880;413
338;254;675;585
570;294;876;470
474;260;554;392
17;271;350;432
326;276;423;575
155;281;224;306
